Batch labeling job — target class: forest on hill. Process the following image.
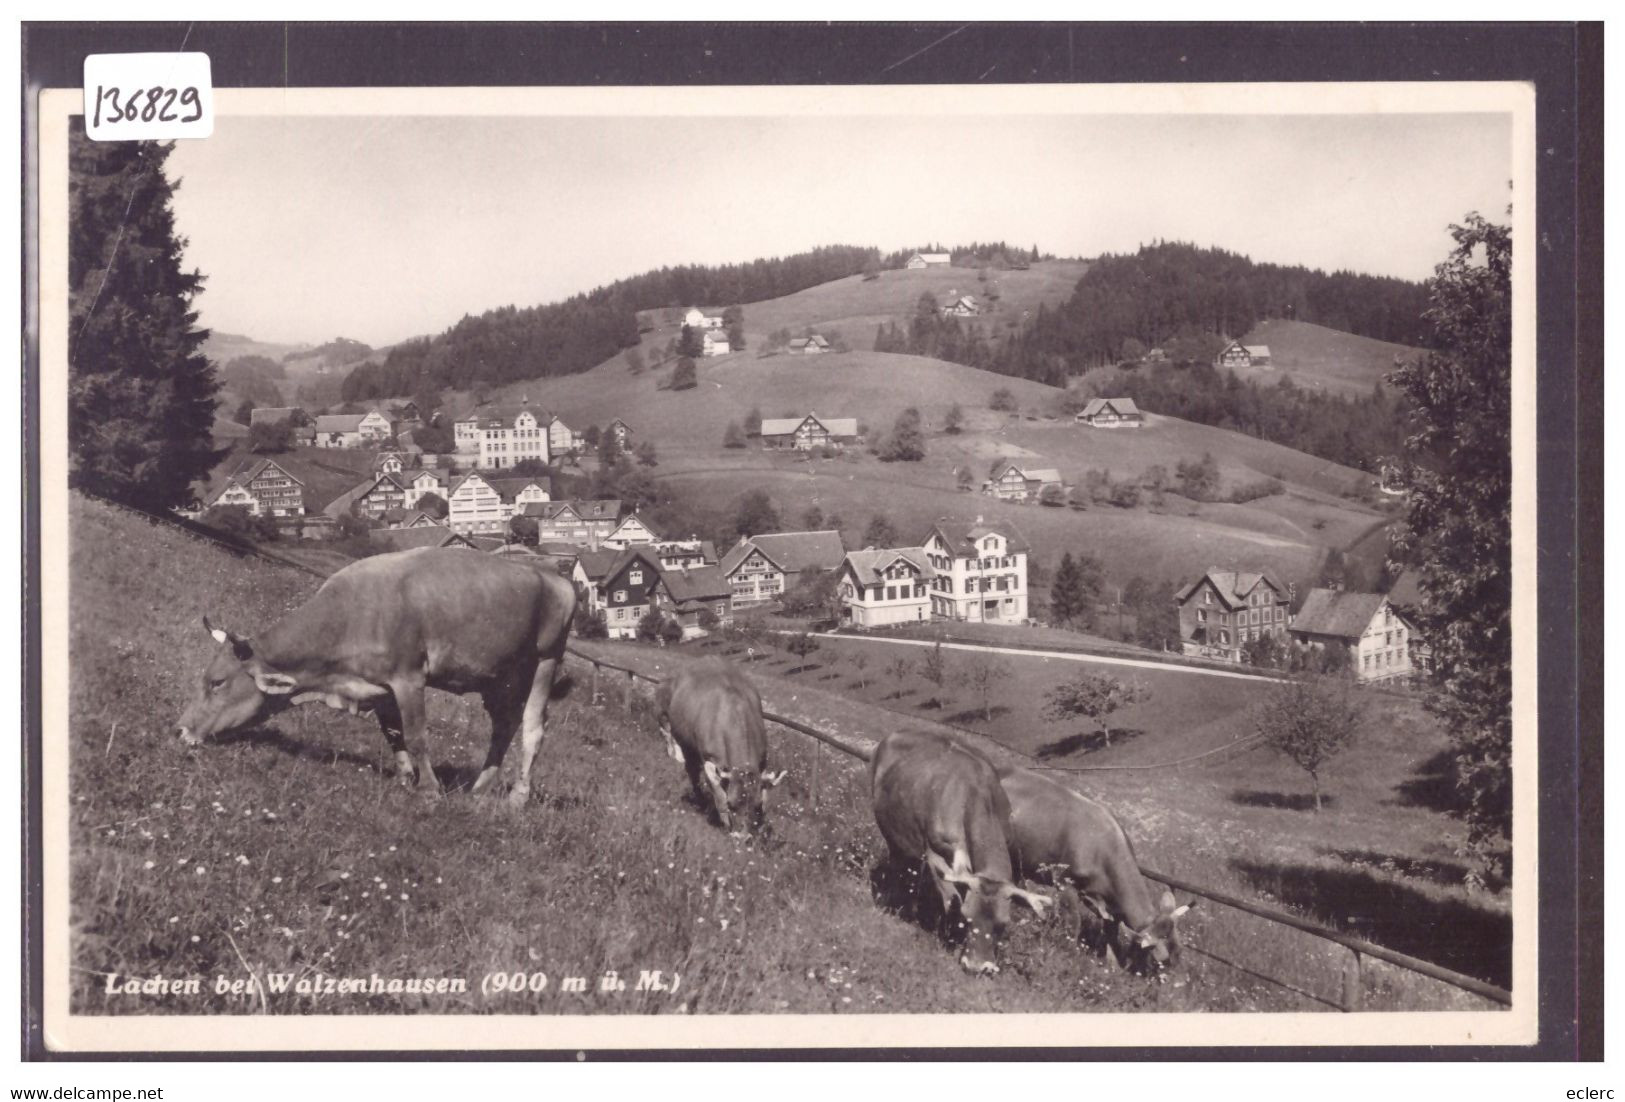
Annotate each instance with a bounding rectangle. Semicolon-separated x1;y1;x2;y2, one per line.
341;245;879;401
1017;241;1433;371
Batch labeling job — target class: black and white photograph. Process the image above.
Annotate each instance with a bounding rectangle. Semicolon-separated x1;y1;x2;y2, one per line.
24;23;1590;1061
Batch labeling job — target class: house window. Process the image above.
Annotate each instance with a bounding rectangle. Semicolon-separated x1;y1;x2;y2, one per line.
613;590;626;603
630;569;643;585
1197;610;1207;623
1204;590;1212;605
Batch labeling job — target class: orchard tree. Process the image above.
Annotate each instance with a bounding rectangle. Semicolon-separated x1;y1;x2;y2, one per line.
1252;676;1364;812
801;504;825;530
734;489;779;538
723;421;747;448
69;135;223;508
1387;212;1513;866
1043;673;1149;749
945;403;965;434
635;441;659;467
850;650;870;690
966;652;1009;722
786;631;821;670
863;514;897;548
744;406;763;437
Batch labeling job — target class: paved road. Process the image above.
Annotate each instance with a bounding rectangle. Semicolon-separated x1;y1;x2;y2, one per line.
798;632;1292;684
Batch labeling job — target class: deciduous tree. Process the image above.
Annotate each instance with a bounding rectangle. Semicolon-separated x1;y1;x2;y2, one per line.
1252;676;1364;812
1043;674;1149;749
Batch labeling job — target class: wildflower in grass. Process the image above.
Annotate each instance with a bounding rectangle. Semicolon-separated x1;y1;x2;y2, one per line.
271;876;282;884
176;857;188;865
194;866;207;876
142;860;155;870
168;916;179;924
190;935;200;943
235;855;250;866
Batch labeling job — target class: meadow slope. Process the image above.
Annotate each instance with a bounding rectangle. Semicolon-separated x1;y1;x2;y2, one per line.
1234;318;1423;397
68;495;1506;1017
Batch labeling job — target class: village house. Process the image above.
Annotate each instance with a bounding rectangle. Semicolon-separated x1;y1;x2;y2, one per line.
787;334;831;355
758;413;860;451
606;419;634;448
353;473;409;519
596;547;666;640
720;530;847;608
921;520;1030;622
403;469;449;512
651;539;719;571
1174;568;1292;662
357;407;399;444
374;450;406;476
546;414;582;457
702;330;732;357
1214;341;1272;369
839;547;936;628
1075;397;1145;428
940;294;980;318
454;402;551;471
520;499;624;547
599;513;659;550
684;307;726;331
905;252;951;269
1288;588;1421;684
384;400;422;429
207;459;306;518
982;459;1063;503
444;473;551;535
313;414;366;448
654;566;733;639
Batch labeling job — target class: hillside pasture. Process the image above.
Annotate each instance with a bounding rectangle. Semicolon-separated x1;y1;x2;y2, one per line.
199;444;380;514
67;494;1290;1017
1233;318;1422;397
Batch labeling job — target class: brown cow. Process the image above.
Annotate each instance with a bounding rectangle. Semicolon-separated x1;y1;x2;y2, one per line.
653;657;784;833
869;730;1050;974
998;766;1191;972
175;548;575;807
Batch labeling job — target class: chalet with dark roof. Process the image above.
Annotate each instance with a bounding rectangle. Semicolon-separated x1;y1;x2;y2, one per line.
721;530;847;607
1174;568;1292;662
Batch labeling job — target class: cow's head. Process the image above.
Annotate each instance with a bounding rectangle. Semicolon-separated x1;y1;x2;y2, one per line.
1125;890;1193;973
927;851;1051;975
174;616;298;746
701;760;786;834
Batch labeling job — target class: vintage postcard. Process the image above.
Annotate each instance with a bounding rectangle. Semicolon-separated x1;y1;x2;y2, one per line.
34;75;1539;1053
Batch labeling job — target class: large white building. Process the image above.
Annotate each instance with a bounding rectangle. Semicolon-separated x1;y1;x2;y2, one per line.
454;402;551;471
920;520;1029;623
445;473;552;536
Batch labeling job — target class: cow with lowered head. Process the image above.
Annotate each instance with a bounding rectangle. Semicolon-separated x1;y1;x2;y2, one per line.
175;548;575;807
998;765;1191;974
869;729;1050;975
653;657;785;834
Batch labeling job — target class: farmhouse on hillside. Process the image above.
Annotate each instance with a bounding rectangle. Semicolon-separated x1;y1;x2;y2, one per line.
1384;570;1436;678
759;413;860;450
905;252;951;269
1288;588;1422;685
546;414;583;456
606;419;634;447
520;499;624;547
1075;397;1145;428
684;307;725;330
1215;340;1272;368
453;401;550;471
702;330;732;357
353;473;408;519
721;530;847;607
313;414;366;448
787;334;831;355
207;459;306;518
940;294;980;318
1174;567;1292;662
982;459;1063;503
601;513;659;549
839;547;935;627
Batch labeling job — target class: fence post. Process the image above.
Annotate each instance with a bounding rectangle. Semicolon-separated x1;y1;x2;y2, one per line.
1342;948;1364;1012
591;661;601;706
811;736;821;810
625;669;634;709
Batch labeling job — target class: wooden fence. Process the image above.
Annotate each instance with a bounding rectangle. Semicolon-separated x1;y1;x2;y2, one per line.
566;644;1512;1012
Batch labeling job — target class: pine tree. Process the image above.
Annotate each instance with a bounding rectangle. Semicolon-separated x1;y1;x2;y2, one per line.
69;136;222;508
1050;552;1084;626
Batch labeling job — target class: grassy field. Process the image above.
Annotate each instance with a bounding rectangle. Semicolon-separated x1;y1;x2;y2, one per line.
67;494;1506;1015
1232;319;1422;398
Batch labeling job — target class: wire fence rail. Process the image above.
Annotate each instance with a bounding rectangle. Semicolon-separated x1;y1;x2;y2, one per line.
101;500;1510;1013
565;643;1511;1013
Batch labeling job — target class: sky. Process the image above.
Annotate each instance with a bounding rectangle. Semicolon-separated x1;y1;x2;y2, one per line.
164;111;1512;348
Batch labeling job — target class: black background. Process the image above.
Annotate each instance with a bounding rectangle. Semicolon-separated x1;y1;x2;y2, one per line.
20;20;1602;1062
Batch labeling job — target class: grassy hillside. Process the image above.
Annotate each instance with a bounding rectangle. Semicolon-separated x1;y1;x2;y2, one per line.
199;444;380;513
68;495;1502;1015
1235;319;1422;397
447;269;1387;592
64;494;1268;1015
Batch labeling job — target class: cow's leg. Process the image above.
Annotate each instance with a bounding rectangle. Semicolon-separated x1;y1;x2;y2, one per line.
391;678;441;798
507;655;559;808
471;684;524;797
372;692;417;786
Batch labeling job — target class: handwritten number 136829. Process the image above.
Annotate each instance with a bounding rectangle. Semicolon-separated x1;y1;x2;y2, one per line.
92;85;204;128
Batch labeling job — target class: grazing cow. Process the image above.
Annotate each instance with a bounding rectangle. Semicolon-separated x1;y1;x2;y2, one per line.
653;657;784;833
869;730;1050;974
174;548;575;807
998;766;1191;972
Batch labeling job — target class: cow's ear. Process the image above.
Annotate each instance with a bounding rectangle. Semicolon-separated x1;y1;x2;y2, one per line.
1158;889;1177;912
202;614;230;646
1170;903;1192;919
252;669;299;695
